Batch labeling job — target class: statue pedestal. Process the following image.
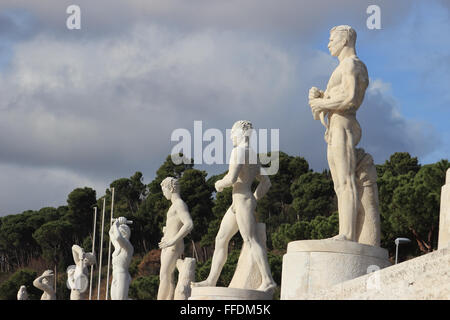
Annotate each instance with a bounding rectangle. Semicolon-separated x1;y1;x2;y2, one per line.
189;286;272;300
280;239;391;300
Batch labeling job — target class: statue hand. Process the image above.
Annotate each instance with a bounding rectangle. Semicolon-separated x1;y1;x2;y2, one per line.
310;99;323;110
309;87;322;100
159;238;175;249
43;270;53;277
117;217;127;225
215;180;224;192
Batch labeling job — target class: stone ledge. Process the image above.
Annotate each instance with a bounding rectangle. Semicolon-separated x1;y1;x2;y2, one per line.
287;239;388;260
189;286;273;300
298;247;450;300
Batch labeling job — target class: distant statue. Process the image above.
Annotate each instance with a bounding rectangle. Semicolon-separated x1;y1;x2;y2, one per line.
308;25;373;243
174;257;196;300
109;217;134;300
67;244;96;300
192;120;276;292
157;177;194;300
33;270;56;300
17;285;28;300
354;148;381;246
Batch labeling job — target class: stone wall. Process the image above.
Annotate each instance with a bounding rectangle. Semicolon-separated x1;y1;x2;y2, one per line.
296;247;450;300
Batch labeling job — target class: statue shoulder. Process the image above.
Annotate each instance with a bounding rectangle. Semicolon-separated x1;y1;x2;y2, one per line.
342;56;369;86
173;198;188;211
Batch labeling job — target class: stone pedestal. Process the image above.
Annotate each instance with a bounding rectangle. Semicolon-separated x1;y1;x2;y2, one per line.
228;223;266;289
438;169;450;250
189;286;272;300
280;239;390;300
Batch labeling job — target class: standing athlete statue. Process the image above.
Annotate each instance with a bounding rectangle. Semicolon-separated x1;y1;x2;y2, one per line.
192;120;276;292
308;25;369;242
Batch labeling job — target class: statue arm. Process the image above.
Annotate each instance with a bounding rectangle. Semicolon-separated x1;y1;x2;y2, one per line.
72;244;84;264
111;220;133;251
254;171;271;201
310;61;359;112
159;201;193;249
215;147;243;191
33;275;53;293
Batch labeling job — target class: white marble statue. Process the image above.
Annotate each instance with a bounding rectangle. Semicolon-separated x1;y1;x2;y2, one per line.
174;257;196;300
33;270;56;300
17;285;28;300
157;177;194;300
308;25;372;243
67;244;96;300
354;148;381;246
438;169;450;249
109;216;133;300
192;120;276;292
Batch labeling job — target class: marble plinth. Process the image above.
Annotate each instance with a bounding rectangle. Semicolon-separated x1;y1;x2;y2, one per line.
189;286;273;300
280;239;390;300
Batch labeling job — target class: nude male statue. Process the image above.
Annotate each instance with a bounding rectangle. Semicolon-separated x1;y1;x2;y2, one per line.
67;244;96;300
308;25;369;242
33;270;56;300
192;120;276;292
157;177;194;300
109;216;133;300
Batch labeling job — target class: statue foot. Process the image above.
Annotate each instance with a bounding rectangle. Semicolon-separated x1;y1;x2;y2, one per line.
257;281;277;293
330;234;350;241
191;279;215;288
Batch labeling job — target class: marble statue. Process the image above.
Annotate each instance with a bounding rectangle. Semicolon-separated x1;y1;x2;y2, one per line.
157;177;194;300
192;120;276;292
308;25;372;243
17;285;28;300
33;270;56;300
354;148;380;246
174;257;196;300
280;26;389;299
67;244;96;300
109;216;133;300
438;169;450;249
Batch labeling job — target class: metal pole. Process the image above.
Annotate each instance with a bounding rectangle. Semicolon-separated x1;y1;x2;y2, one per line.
54;265;57;297
97;198;106;300
395;243;399;264
105;187;115;300
89;207;97;300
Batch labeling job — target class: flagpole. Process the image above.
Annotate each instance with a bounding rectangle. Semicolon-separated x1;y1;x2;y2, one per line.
105;187;115;300
89;207;97;300
97;198;106;300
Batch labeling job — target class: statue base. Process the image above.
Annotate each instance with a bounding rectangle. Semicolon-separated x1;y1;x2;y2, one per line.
189;286;273;300
280;239;391;300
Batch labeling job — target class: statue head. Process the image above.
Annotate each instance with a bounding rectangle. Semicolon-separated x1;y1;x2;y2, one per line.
160;177;180;200
42;269;54;285
82;252;96;266
118;224;131;240
329;25;356;57
230;120;253;147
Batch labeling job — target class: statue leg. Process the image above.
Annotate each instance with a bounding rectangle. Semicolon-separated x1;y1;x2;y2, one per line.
111;272;130;300
234;195;276;292
328;127;359;241
192;207;238;287
157;247;179;300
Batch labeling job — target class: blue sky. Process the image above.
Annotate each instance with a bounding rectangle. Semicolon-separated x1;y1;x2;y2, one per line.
0;0;448;215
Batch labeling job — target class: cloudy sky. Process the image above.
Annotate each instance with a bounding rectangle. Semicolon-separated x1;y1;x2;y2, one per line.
0;0;449;215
